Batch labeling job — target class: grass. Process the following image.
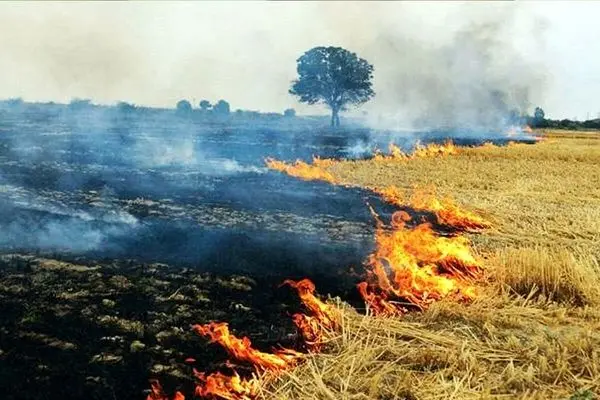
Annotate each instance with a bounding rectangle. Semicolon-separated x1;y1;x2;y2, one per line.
264;131;600;399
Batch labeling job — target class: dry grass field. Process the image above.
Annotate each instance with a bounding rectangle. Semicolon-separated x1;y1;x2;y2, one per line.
263;131;600;400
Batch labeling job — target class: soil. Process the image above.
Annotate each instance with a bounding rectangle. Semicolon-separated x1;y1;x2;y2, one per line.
0;253;346;400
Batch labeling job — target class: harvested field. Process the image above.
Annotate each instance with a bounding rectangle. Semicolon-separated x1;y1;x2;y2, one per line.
264;131;600;400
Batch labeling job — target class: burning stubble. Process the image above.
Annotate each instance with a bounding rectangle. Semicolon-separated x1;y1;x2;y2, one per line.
164;141;493;400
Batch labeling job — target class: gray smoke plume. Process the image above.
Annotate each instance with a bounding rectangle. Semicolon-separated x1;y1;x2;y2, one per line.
356;4;549;132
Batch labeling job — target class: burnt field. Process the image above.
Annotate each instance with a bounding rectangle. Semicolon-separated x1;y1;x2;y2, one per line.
0;105;533;399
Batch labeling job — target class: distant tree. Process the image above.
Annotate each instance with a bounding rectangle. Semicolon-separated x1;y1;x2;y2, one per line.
289;46;375;127
283;108;296;117
117;101;136;113
532;106;546;128
3;97;24;107
176;100;192;113
69;98;92;110
534;107;545;121
213;100;230;115
199;100;212;111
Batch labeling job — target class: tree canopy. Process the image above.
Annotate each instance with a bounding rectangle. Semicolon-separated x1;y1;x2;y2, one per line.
176;100;192;113
534;107;545;121
289;46;374;127
213;100;230;115
199;100;211;111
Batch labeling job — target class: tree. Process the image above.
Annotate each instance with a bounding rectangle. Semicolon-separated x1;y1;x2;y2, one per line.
176;100;192;113
213;100;230;115
199;100;212;111
534;106;545;121
283;108;296;117
69;98;92;110
117;101;136;113
532;106;546;128
289;46;374;127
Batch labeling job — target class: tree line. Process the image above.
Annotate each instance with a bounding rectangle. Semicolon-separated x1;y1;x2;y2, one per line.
522;106;600;131
2;45;597;130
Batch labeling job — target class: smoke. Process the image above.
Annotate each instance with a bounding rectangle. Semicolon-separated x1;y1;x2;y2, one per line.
358;5;549;132
0;2;551;268
0;2;549;122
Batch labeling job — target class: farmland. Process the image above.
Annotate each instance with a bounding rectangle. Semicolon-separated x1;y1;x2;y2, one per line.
265;131;600;400
0;104;597;400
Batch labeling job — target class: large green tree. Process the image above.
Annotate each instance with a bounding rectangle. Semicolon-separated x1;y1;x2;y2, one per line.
289;46;375;127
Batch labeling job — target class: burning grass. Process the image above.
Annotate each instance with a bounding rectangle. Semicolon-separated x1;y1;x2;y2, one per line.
265;141;492;233
374;185;491;232
262;130;600;399
142;132;598;399
357;209;482;315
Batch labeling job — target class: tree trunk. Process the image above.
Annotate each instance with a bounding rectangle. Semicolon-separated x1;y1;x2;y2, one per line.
331;108;340;128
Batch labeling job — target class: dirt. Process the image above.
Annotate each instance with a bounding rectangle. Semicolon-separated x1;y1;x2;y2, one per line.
0;254;323;400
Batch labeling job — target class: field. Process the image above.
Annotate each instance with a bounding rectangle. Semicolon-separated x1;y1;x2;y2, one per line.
264;131;600;400
1;108;598;400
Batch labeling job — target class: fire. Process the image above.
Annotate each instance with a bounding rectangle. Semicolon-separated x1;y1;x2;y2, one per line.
375;186;490;232
283;279;338;350
265;157;338;184
388;143;407;159
192;322;301;372
373;141;458;162
506;125;534;138
266;153;489;232
358;210;482;315
165;138;503;399
194;370;259;400
412;140;458;158
147;379;185;400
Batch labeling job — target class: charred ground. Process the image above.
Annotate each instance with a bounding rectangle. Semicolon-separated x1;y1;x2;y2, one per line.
0;103;538;399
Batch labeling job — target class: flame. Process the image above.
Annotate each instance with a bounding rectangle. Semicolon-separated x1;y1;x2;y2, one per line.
412;140;458;158
194;370;259;400
373;141;458;162
192;322;301;372
265;157;338;184
358;210;482;315
283;279;338;350
387;143;409;160
506;125;534;138
265;141;460;185
376;186;490;232
147;379;185;400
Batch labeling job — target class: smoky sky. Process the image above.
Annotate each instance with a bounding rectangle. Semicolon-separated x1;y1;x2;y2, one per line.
0;1;598;120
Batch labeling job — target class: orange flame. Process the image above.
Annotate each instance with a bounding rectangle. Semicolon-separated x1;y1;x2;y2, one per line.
373;141;458;162
375;186;490;232
147;379;185;400
283;279;339;350
194;370;259;400
192;322;301;372
358;210;482;315
265;157;339;184
412;140;458;158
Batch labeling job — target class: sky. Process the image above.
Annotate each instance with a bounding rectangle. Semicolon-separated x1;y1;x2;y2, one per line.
0;1;598;121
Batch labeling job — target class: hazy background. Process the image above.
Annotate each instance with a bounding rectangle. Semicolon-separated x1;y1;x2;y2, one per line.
0;1;597;121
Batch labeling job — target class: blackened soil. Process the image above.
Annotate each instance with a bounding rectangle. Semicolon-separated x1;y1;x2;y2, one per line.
0;254;360;400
